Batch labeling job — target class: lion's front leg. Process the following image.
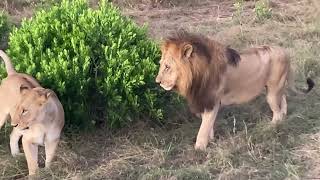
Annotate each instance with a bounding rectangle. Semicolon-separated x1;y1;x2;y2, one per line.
195;103;220;150
209;127;214;140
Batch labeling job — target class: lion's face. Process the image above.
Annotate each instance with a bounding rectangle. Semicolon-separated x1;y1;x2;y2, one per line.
156;47;179;91
11;86;52;130
156;43;193;91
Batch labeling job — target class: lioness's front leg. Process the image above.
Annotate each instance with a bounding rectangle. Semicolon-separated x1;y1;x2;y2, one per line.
10;127;23;156
0;111;8;130
22;137;39;175
195;103;220;150
45;138;60;168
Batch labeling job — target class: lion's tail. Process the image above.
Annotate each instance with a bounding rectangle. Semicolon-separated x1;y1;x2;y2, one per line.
0;50;16;76
287;67;315;94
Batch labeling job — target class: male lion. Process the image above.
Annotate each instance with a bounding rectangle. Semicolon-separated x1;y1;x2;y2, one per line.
155;30;314;150
11;86;65;175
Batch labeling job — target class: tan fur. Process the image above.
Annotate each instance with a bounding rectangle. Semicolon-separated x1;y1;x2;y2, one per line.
11;87;64;175
0;50;64;175
156;31;314;150
0;49;40;130
0;50;15;75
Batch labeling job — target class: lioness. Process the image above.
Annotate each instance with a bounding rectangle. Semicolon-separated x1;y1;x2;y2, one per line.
11;86;65;175
0;49;41;154
0;50;64;175
155;30;314;150
0;50;41;126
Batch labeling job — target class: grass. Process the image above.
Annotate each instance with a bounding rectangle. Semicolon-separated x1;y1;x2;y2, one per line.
1;0;320;179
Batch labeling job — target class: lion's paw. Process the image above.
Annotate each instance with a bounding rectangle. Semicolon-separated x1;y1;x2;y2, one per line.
271;113;283;125
209;129;214;140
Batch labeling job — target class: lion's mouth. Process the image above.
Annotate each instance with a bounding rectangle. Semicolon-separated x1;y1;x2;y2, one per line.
160;84;174;91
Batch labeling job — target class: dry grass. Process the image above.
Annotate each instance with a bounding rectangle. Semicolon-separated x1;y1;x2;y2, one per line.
112;0;204;10
1;0;320;179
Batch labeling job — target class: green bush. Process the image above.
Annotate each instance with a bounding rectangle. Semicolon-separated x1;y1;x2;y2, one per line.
0;11;10;78
7;0;169;128
0;12;9;37
254;0;272;21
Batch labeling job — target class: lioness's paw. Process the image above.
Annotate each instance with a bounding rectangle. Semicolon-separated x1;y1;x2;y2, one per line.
194;140;208;151
11;152;24;157
11;148;23;157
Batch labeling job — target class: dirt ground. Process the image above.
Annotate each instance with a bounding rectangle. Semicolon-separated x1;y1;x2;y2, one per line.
1;0;320;179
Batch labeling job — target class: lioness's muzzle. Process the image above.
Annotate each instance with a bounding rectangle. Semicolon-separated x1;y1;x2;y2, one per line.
22;127;30;130
155;75;161;84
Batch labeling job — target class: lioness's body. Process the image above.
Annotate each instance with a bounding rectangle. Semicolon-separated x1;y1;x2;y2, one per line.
0;50;64;175
11;87;64;175
0;51;40;129
156;31;314;150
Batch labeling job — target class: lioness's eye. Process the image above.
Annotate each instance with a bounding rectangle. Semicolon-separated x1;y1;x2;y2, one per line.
21;109;28;116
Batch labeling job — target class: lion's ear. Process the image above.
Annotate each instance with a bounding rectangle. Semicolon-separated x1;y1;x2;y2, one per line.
19;84;30;95
182;44;193;59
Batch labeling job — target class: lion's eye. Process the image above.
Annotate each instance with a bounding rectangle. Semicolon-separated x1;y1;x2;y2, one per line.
165;64;170;71
21;109;29;116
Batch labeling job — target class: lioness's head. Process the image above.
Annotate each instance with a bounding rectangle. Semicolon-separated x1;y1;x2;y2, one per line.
11;86;55;130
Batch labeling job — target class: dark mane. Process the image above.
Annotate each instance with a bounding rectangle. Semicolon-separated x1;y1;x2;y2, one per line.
165;30;213;63
163;30;241;113
165;30;240;66
226;47;241;66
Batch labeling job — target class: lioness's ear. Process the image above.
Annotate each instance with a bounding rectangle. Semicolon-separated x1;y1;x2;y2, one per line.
44;89;55;99
182;44;193;59
19;84;30;95
36;88;55;103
